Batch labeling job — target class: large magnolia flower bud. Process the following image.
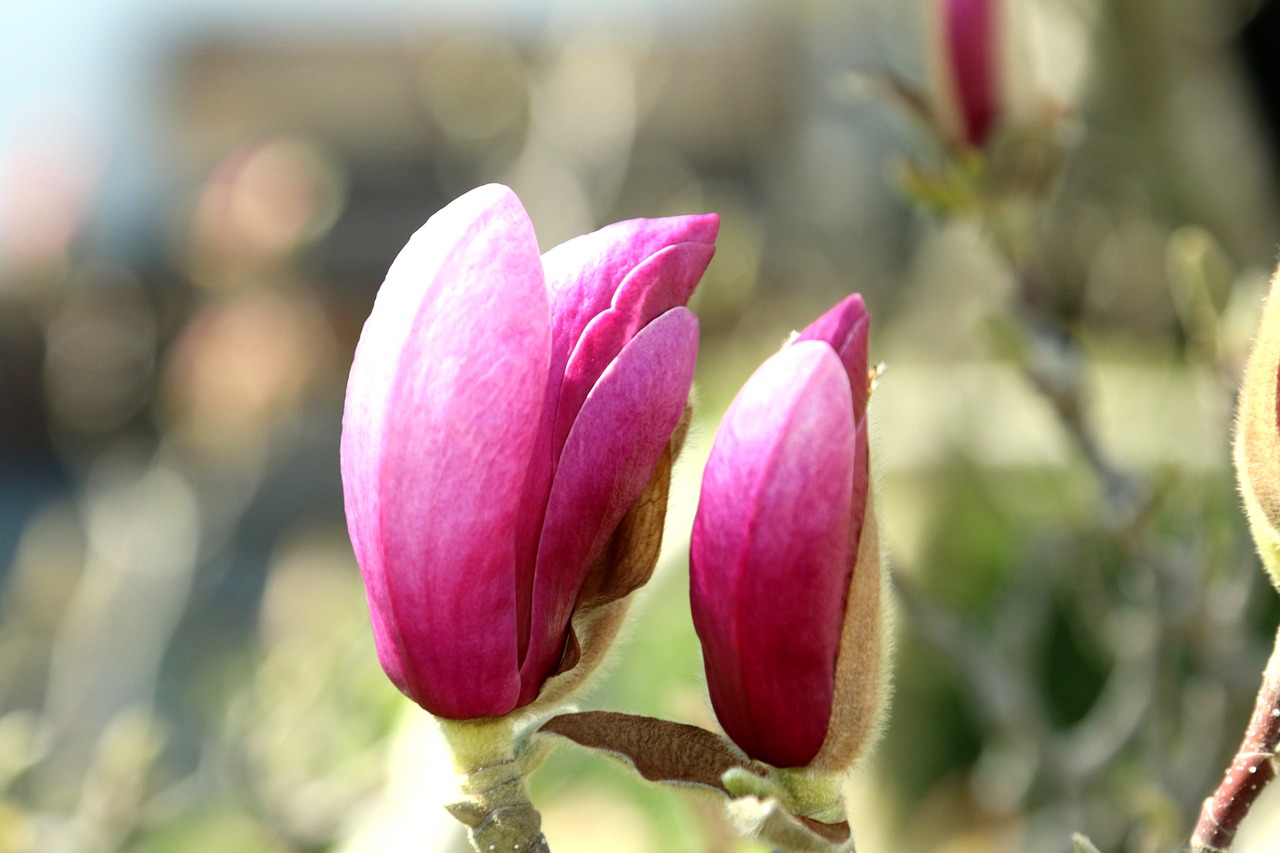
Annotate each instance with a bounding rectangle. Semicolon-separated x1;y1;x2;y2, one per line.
342;184;717;719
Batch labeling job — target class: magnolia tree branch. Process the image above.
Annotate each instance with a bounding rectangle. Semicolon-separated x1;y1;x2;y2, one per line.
444;760;551;853
1191;624;1280;853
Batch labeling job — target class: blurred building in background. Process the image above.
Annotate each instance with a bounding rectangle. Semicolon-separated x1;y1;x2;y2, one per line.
4;0;1280;851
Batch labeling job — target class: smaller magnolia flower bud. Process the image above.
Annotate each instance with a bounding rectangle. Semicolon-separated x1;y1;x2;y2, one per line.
690;294;890;773
1235;267;1280;586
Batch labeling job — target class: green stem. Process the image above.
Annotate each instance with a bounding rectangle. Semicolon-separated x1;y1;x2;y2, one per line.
773;768;846;825
438;717;551;853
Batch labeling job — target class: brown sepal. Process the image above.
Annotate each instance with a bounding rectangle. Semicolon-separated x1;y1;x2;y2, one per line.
799;815;853;844
540;710;768;794
726;796;854;852
810;484;891;773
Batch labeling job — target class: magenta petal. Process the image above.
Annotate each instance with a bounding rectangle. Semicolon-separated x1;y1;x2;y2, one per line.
690;342;857;767
796;293;870;417
553;241;716;456
797;294;871;563
517;307;700;702
340;184;551;719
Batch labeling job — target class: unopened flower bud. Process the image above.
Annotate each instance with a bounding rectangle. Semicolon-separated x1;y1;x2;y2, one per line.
1235;267;1280;586
341;184;717;720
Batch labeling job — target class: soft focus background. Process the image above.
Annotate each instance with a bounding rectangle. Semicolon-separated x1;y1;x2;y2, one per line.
4;0;1280;851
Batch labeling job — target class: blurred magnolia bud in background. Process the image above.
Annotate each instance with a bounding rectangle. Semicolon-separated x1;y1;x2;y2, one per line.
931;0;1003;150
902;0;1081;212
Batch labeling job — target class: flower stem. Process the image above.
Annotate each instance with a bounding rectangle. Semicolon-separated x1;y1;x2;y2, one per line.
773;767;846;825
1191;624;1280;853
438;717;551;853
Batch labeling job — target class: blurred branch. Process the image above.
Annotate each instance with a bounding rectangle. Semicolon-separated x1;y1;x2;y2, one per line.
1008;267;1150;525
1045;609;1158;788
892;573;1047;741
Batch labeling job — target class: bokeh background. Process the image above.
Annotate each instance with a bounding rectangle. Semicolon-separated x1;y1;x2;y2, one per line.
4;0;1280;851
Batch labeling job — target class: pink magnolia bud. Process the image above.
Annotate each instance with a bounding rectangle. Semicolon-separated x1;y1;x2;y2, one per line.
933;0;1000;149
342;184;717;719
691;295;888;770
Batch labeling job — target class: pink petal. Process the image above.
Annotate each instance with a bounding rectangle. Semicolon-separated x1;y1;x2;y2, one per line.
553;241;717;456
516;307;700;703
510;216;717;662
340;184;551;718
690;342;856;767
541;213;719;378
